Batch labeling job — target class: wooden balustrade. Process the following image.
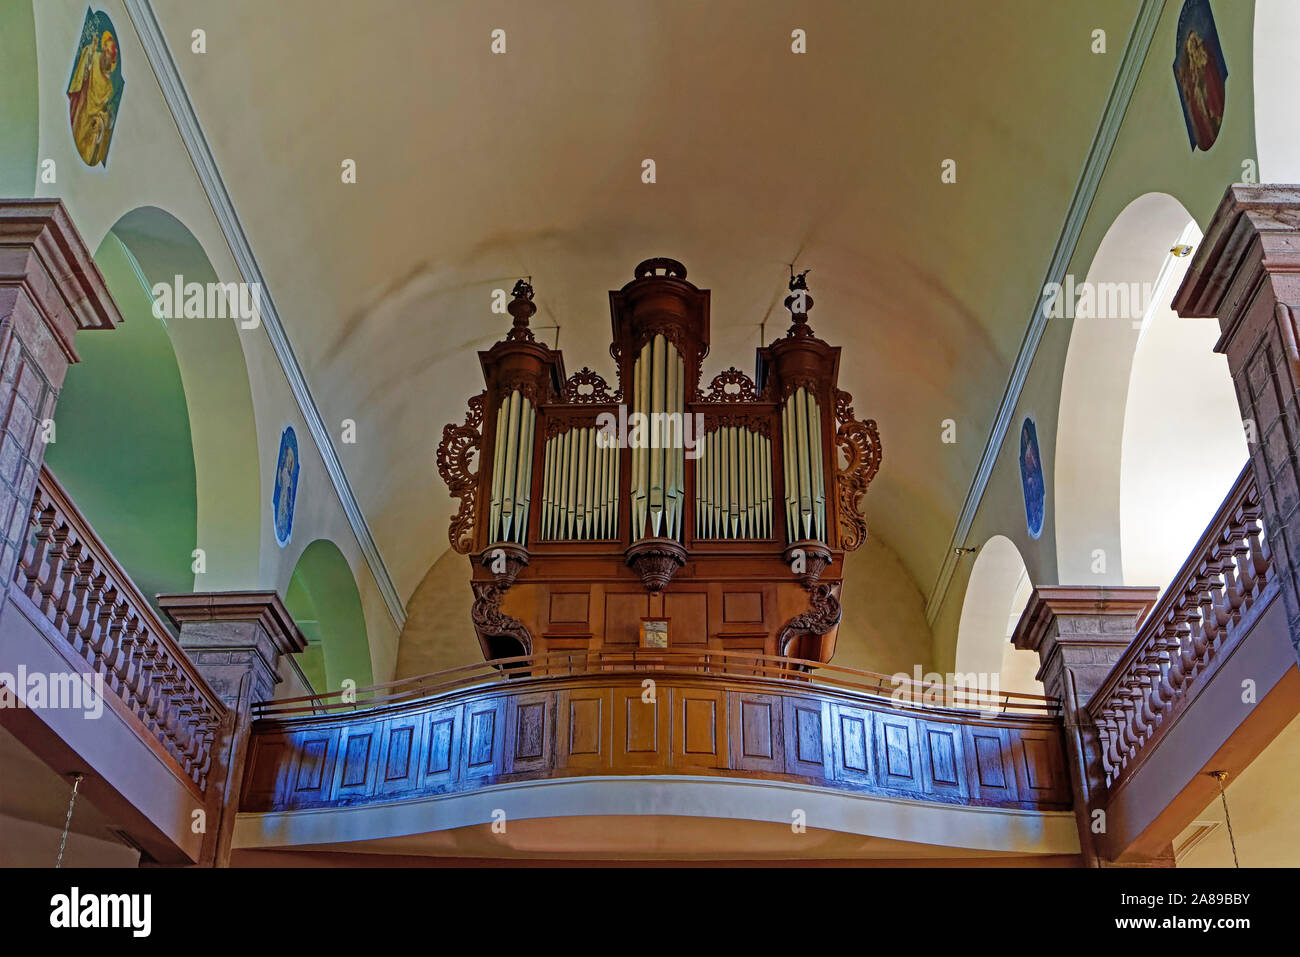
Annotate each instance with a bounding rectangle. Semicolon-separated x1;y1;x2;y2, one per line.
244;650;1069;815
1087;464;1273;791
11;466;226;792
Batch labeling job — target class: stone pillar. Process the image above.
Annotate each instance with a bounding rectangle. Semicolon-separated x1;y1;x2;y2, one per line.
157;591;307;867
0;200;118;597
1011;585;1163;866
1174;185;1300;666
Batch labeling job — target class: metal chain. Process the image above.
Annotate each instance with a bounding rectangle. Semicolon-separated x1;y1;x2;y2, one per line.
55;773;84;869
1210;770;1239;868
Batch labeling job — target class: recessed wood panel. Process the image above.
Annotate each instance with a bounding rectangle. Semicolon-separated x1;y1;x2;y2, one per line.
549;592;590;623
664;592;708;645
332;727;377;799
461;700;505;781
505;693;553;773
674;689;728;769
830;703;873;785
722;591;764;623
604;593;648;644
613;686;668;766
556;689;611;770
731;693;784;773
294;739;328;792
877;717;920;792
920;724;967;798
418;705;463;791
783;698;829;778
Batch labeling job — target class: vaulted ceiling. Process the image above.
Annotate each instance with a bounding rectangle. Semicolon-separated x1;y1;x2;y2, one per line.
150;0;1140;602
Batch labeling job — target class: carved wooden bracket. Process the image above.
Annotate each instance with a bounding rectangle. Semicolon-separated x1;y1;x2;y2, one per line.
834;389;882;552
471;581;533;657
564;366;621;404
700;367;759;403
776;582;842;656
625;538;687;593
436;391;486;554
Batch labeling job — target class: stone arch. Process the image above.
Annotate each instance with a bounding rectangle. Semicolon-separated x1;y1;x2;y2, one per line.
1054;192;1244;589
285;539;374;693
955;535;1043;697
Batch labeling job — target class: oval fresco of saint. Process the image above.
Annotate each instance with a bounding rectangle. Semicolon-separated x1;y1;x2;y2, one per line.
273;426;300;547
1173;0;1228;152
1019;417;1045;540
67;8;125;168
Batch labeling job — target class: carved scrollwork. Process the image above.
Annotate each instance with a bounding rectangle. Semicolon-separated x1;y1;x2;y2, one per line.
436;391;486;554
497;371;548;405
704;413;772;437
545;413;601;439
564;366;620;404
701;367;759;403
776;582;842;656
471;581;533;656
833;389;882;552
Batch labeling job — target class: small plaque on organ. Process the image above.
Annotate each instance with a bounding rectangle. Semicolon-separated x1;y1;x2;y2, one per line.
640;618;669;649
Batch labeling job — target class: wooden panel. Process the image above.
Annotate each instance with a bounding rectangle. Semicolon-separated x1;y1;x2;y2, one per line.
722;591;764;623
556;689;612;770
830;703;874;786
375;716;424;798
604;593;648;645
963;724;1019;804
920;722;968;799
729;692;784;773
783;697;831;779
673;688;728;769
505;692;553;774
244;737;290;809
332;725;378;800
549;592;590;624
418;705;461;791
613;684;668;767
875;714;921;794
664;592;708;646
462;698;506;781
1014;729;1069;803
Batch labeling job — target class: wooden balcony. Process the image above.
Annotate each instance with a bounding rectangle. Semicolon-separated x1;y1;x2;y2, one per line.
0;466;227;863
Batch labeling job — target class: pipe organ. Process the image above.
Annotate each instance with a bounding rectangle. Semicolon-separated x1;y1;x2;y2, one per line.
438;261;881;664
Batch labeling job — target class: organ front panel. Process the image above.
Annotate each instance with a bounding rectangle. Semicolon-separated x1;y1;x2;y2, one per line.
437;260;882;664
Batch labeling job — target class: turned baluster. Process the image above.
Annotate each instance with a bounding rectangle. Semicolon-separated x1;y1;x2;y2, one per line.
125;632;157;723
1243;501;1270;591
21;503;57;599
108;613;142;709
88;585;121;689
49;538;82;631
135;640;163;732
1096;708;1121;781
36;521;70;617
74;572;107;664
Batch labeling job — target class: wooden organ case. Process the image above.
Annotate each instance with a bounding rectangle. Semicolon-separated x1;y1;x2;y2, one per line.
437;259;882;665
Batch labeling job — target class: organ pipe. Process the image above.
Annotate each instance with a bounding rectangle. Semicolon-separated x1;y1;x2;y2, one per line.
630;334;685;541
488;389;535;545
540;425;620;540
782;387;826;544
695;425;773;540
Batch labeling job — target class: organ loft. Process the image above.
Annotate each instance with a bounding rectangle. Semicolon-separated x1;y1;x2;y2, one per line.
437;258;882;665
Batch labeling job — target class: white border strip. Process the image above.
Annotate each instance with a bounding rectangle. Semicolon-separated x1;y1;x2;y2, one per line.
925;0;1166;625
123;0;406;630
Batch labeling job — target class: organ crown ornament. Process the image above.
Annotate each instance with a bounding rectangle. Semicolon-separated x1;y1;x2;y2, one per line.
437;259;881;665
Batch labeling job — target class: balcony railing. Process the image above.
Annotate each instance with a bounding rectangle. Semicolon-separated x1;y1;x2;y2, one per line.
1087;463;1273;790
11;466;226;792
243;649;1069;815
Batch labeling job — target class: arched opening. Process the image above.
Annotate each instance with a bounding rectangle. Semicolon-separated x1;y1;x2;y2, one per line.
285;539;374;693
46;207;262;606
955;535;1043;697
0;0;38;197
1055;193;1245;590
1254;0;1300;183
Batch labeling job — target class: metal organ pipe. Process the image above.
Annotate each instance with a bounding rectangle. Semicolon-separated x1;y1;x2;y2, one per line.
782;387;826;544
630;334;684;541
488;389;535;545
694;423;773;540
539;425;619;541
